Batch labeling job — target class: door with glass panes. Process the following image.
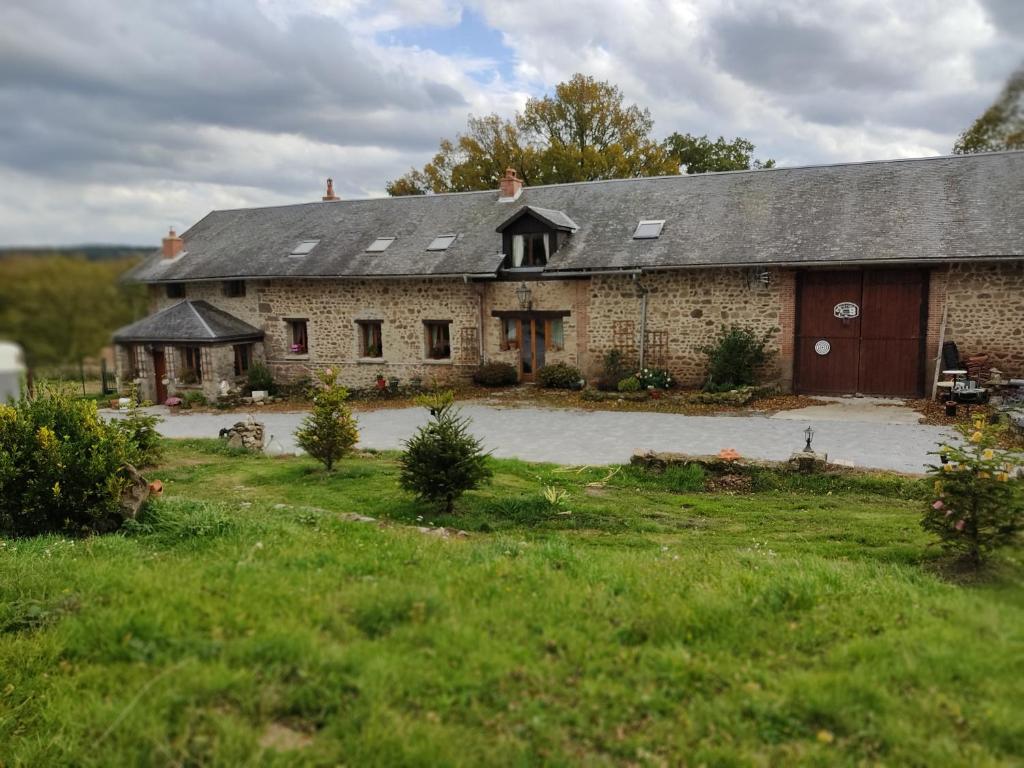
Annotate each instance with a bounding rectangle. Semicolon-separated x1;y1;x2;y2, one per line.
503;314;565;382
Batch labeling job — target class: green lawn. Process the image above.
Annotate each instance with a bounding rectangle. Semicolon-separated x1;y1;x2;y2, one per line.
1;441;1022;766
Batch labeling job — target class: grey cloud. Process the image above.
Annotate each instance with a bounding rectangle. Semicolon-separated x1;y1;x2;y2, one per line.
0;0;468;177
706;8;919;95
979;0;1024;36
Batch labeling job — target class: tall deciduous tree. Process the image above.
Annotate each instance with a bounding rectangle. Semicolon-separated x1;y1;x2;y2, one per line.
664;133;775;174
0;254;147;371
518;74;678;182
954;66;1024;154
386;74;676;194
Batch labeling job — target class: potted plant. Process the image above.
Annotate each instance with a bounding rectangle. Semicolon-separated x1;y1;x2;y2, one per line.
388;376;401;392
375;372;387;391
290;343;305;354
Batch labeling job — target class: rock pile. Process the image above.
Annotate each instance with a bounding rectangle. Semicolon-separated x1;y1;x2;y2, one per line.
219;417;266;451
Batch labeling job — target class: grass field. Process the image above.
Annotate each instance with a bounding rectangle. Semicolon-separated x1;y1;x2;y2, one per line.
1;440;1022;766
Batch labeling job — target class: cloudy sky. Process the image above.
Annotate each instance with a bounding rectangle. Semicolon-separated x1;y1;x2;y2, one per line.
1;0;1021;246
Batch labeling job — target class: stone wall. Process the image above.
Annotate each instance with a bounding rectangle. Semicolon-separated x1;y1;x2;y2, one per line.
150;278;482;390
479;279;587;372
126;260;1022;398
586;269;793;388
942;261;1024;376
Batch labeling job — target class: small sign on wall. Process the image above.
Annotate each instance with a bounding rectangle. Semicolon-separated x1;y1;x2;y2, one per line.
814;339;831;356
833;301;860;319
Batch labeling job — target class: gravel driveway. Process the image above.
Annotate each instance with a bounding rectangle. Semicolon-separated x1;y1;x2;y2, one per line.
107;404;954;474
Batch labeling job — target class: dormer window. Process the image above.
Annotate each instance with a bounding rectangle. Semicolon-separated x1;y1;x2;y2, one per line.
633;220;665;239
290;240;319;257
366;237;395;253
509;233;550;268
496;206;573;271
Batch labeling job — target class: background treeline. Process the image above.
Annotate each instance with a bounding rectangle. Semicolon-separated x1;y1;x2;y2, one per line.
0;250;150;371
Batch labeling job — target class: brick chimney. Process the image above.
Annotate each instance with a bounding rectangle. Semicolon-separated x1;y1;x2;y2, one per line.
498;167;523;201
161;226;183;259
322;177;340;201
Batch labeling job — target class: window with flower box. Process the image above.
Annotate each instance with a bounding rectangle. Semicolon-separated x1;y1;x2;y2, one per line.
358;320;383;358
424;321;451;359
287;319;308;355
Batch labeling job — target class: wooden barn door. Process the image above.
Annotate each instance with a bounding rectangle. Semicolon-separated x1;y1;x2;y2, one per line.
795;271;862;395
858;270;927;396
795;269;926;397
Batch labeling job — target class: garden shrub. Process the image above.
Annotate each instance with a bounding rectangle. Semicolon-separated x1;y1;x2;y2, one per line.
182;391;207;409
537;363;582;389
295;369;359;471
0;384;135;537
617;376;641;392
700;325;775;392
246;361;275;394
924;416;1023;566
472;361;518;387
598;349;632;391
399;391;492;513
636;367;673;390
112;395;163;468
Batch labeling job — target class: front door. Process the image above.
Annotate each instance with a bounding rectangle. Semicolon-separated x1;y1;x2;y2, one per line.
795;269;927;397
518;316;546;382
152;349;167;404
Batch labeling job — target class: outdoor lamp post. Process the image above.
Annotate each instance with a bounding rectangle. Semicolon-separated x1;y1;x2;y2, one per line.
515;282;532;310
804;425;814;453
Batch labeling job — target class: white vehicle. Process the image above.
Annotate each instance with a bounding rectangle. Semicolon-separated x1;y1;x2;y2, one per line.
0;341;26;403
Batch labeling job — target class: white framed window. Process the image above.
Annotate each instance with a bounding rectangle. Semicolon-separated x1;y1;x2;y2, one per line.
289;240;320;257
427;234;457;251
633;220;665;239
366;237;395;253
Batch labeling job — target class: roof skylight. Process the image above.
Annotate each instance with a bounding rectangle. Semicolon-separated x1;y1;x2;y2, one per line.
633;220;665;239
366;236;396;253
289;240;320;257
427;234;457;251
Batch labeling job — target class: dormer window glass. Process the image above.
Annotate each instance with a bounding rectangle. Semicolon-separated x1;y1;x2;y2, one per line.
510;233;549;268
633;220;665;239
366;237;395;253
290;240;319;257
427;234;457;251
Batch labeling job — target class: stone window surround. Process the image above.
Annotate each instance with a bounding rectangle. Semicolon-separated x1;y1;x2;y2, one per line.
424;319;452;361
284;317;309;357
355;319;384;362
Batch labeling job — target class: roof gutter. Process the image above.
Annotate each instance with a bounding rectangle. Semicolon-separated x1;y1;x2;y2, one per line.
138;271;501;285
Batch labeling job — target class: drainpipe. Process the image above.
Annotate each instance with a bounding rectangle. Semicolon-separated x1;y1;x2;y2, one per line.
633;273;649;370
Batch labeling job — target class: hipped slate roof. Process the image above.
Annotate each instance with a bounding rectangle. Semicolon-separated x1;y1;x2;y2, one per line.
113;300;264;344
127;150;1024;283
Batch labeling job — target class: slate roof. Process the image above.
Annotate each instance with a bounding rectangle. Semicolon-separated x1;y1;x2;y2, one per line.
497;205;579;232
127;150;1024;283
113;300;264;344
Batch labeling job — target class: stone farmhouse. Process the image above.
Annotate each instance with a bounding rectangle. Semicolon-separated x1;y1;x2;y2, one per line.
114;151;1024;403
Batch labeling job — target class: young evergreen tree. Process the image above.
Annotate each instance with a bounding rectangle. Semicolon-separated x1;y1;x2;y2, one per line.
399;391;492;513
295;368;359;471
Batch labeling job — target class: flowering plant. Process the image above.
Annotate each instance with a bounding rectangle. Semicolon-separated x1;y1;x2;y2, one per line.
635;367;673;390
924;415;1022;566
